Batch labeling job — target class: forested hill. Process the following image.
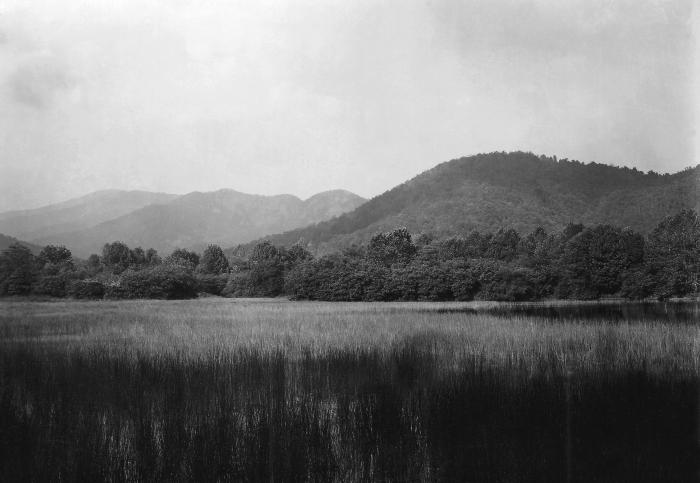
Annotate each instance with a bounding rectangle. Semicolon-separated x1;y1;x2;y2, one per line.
253;152;699;252
0;234;42;255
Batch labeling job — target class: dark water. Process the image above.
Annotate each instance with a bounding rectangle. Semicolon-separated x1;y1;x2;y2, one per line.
434;301;700;324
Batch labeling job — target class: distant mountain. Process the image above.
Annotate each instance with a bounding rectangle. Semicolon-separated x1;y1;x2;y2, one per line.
30;189;365;257
0;190;179;241
0;233;43;255
253;152;699;253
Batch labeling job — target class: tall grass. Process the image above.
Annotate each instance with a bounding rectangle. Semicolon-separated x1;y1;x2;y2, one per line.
0;299;698;481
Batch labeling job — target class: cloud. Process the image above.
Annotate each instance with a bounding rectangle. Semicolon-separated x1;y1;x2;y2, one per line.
9;54;74;108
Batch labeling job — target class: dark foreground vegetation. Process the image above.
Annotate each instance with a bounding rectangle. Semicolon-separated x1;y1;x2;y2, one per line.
0;300;697;481
1;209;698;302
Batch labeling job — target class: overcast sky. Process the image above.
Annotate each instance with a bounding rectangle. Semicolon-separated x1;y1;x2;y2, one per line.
0;0;697;211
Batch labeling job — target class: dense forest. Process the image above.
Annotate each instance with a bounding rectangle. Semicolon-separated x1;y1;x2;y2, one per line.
1;209;697;302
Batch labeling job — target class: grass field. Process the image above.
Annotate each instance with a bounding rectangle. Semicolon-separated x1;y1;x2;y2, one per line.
0;298;698;481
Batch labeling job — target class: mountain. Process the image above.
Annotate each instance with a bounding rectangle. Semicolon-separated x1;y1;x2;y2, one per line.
252;152;699;253
0;233;43;255
0;190;179;241
31;189;365;257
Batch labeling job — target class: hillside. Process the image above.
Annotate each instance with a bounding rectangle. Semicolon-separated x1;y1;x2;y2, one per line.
0;233;43;255
33;189;365;257
0;190;179;241
253;152;699;252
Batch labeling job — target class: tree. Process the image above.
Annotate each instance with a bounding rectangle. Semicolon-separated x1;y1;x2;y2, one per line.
248;242;285;296
33;245;76;297
284;243;313;268
38;245;72;265
69;280;106;299
478;267;538;302
102;242;133;274
518;227;548;262
145;248;161;266
250;241;280;265
198;244;230;274
556;225;644;299
85;254;103;276
165;248;200;270
0;243;37;295
87;254;101;267
109;266;198;300
485;228;521;261
367;228;416;267
130;247;147;267
646;209;700;297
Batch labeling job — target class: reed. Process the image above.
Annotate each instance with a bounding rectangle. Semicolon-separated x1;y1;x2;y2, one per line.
0;299;697;481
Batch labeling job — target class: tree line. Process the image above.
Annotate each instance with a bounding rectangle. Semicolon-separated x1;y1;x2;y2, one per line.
1;209;698;301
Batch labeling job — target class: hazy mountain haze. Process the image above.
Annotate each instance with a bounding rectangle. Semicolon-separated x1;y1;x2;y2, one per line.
0;190;179;240
7;188;366;257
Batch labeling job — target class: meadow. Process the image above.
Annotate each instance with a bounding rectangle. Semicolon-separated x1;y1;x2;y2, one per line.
0;298;698;482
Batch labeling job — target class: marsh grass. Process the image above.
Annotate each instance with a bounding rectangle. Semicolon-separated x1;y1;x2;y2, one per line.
0;299;698;481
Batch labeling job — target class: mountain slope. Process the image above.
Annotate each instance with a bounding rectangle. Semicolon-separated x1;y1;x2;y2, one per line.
0;233;43;255
34;189;365;257
0;190;179;241
254;152;699;252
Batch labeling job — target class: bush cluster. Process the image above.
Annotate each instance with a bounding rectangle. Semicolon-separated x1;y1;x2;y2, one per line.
0;243;230;300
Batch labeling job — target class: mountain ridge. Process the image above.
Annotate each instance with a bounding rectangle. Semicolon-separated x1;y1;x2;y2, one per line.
0;190;180;241
246;152;699;253
25;188;366;257
2;152;696;258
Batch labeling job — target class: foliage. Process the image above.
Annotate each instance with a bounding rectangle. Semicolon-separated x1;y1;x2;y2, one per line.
110;266;198;299
32;275;69;297
645;209;700;298
222;272;254;297
145;248;161;266
101;241;133;274
38;245;72;265
164;248;200;271
477;267;538;302
366;227;416;267
69;280;106;299
556;225;645;299
196;273;229;296
198;244;230;274
2;209;698;302
280;211;699;302
0;243;37;296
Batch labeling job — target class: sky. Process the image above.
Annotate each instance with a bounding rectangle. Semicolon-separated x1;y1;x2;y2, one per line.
0;0;697;211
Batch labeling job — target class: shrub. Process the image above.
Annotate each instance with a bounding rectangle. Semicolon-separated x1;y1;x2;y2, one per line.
69;280;106;299
478;267;538;302
165;249;200;271
0;244;37;296
198;245;230;274
196;273;228;295
223;272;257;297
33;275;69;297
114;266;198;300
